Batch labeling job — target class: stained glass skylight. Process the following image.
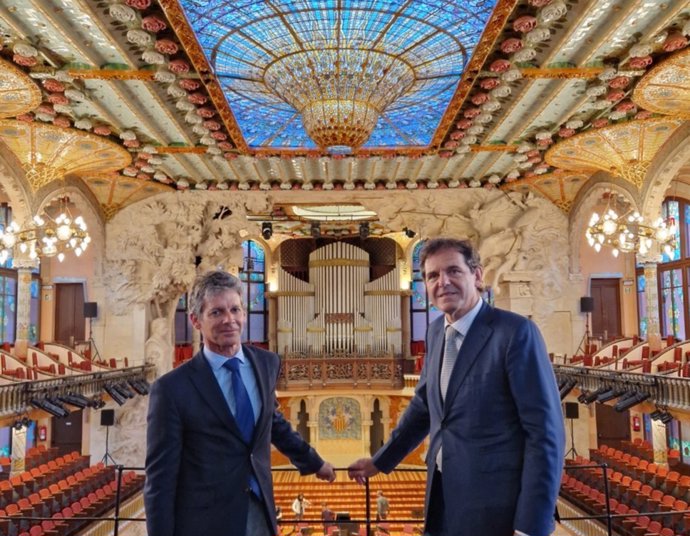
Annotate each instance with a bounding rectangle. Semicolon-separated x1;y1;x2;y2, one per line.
179;0;499;150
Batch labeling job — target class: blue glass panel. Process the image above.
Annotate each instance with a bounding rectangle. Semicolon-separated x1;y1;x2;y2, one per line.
412;311;427;340
411;280;427;310
673;281;684;340
248;283;266;312
179;0;497;148
637;274;646;292
248;314;265;342
412;241;424;273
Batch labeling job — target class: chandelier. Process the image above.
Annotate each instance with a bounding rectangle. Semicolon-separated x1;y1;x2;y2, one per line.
585;204;676;258
0;197;91;264
264;48;415;149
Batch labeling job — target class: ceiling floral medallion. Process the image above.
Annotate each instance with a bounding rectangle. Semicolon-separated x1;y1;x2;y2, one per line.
0;120;132;191
544;118;685;189
633;47;690;118
0;57;41;118
500;171;588;213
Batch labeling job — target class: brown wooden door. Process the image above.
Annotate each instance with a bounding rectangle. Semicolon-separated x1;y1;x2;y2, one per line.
591;278;621;342
595;403;630;450
55;283;85;345
51;410;83;456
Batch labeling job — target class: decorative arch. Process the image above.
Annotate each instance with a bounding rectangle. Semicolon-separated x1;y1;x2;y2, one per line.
640;122;690;222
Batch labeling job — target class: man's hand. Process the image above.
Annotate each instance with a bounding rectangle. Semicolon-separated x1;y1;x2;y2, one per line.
347;457;379;485
316;461;336;482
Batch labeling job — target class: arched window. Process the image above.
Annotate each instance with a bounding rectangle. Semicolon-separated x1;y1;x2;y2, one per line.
410;241;442;347
240;240;267;343
642;198;690;341
0;203;40;345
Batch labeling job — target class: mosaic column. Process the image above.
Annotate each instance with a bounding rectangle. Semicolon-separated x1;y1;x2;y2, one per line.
643;261;661;349
13;253;38;359
652;419;669;464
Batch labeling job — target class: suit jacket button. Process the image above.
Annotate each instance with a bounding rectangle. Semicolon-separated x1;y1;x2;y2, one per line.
245;487;251;493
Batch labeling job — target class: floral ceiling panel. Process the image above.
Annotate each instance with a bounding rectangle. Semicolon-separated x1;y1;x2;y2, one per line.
179;0;498;149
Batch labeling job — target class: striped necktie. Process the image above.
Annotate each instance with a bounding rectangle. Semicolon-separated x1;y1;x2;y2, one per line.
439;325;461;401
223;358;262;499
223;358;255;443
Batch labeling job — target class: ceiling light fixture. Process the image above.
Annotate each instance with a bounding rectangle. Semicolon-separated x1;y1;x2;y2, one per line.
0;196;91;264
585;195;676;258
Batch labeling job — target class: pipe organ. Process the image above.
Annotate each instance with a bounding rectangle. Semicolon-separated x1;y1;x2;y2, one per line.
276;242;402;356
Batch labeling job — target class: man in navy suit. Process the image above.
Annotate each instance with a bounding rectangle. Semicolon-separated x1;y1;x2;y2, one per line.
348;238;564;536
145;270;335;536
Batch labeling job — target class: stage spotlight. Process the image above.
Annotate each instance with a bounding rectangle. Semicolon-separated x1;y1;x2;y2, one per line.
650;408;665;420
30;398;70;418
614;391;650;412
90;396;106;409
577;391;590;404
559;379;577;400
311;222;321;238
359;222;370;239
104;384;127;406
113;382;136;399
128;378;150;395
582;388;607;404
660;412;674;424
404;227;416;238
597;388;627;403
261;222;273;240
58;393;91;409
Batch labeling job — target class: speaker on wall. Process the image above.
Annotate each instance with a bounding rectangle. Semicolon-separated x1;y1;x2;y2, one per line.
84;302;98;318
100;409;115;426
580;297;594;313
564;402;580;419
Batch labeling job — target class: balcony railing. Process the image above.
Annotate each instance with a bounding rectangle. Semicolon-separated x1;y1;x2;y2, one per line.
278;355;404;390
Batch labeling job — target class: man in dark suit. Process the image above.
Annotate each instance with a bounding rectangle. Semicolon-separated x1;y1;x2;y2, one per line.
145;270;336;536
348;238;564;536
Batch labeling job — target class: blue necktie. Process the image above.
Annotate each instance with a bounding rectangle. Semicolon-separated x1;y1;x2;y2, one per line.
223;358;262;499
223;358;255;443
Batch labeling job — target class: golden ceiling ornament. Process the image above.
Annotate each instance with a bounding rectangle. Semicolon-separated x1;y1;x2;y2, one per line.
544;118;685;189
82;173;173;220
264;48;415;150
633;47;690;118
0;120;132;191
0;58;42;118
500;171;589;213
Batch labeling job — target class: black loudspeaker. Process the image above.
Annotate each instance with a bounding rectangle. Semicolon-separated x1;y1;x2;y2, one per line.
100;409;115;426
84;302;98;318
565;402;579;419
580;297;594;313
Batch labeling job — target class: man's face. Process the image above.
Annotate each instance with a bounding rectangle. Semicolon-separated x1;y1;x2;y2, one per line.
423;247;483;322
190;289;246;356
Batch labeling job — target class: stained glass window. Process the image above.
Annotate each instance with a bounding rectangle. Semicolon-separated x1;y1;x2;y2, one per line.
240;240;267;343
660;268;683;340
179;0;498;149
662;200;680;262
0;272;16;344
637;273;647;339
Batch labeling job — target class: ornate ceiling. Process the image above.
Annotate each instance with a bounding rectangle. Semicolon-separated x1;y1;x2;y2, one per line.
0;0;688;223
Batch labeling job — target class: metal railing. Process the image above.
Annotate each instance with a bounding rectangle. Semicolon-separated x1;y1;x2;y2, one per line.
2;461;685;536
554;364;690;411
0;365;154;417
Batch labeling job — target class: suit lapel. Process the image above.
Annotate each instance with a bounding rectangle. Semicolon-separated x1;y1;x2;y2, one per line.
443;302;494;411
187;352;245;441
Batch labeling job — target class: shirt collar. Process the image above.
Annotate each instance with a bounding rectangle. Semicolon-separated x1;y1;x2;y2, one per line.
203;345;246;371
445;298;483;338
